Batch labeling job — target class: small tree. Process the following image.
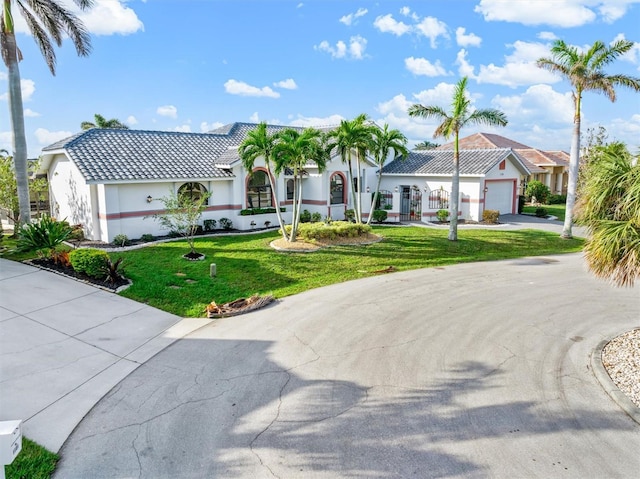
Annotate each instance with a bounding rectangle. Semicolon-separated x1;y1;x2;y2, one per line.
153;191;210;257
525;180;550;204
0;154;20;224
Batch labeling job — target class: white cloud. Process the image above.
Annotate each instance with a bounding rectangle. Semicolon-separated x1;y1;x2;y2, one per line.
274;78;298;90
474;0;599;27
414;17;449;48
457;42;560;88
297;3;304;8
289;114;345;127
339;8;368;26
0;131;12;152
399;6;419;21
0;79;36;102
200;121;223;132
491;84;574;125
598;1;639;23
173;124;191;133
315;36;367;60
35;128;72;145
224;79;280;98
0;72;6;80
373;14;412;36
612;34;640;69
455;27;481;47
413;82;459;107
126;115;138;125
405;57;448;77
24;109;40;117
75;0;144;35
157;105;178;118
538;31;558;41
610;114;640;148
249;112;260;123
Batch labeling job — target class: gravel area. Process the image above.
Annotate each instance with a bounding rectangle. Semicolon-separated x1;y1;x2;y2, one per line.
602;328;640;408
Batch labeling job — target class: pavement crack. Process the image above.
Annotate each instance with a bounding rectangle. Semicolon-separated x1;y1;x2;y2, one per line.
131;425;143;479
71;306;150;337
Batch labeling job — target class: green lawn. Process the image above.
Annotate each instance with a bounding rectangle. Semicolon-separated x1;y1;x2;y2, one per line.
522;203;567;221
117;226;583;317
6;437;59;479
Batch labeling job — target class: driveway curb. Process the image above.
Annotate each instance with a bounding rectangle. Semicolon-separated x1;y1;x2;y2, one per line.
591;337;640;425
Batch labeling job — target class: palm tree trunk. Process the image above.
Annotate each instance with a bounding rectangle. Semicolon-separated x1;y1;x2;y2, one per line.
266;165;289;241
355;157;363;223
449;134;460;241
347;152;358;220
563;94;581;239
366;171;383;225
5;31;31;226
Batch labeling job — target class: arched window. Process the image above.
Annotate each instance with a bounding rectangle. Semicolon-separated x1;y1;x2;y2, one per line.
286;179;294;200
330;173;345;205
178;182;208;205
247;170;273;208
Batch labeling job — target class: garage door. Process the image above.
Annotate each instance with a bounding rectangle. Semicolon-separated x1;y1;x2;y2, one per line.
484;181;514;214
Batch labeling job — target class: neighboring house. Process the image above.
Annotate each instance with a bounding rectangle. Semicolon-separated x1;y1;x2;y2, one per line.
39;123;379;242
380;148;531;222
437;133;569;195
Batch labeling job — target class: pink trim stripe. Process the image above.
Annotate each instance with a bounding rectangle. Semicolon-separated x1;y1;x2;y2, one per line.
99;204;241;220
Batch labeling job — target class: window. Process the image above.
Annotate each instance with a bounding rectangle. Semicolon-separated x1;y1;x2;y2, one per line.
428;189;449;209
247;170;272;208
499;160;506;170
286;179;294;200
330;173;345;204
178;182;208;205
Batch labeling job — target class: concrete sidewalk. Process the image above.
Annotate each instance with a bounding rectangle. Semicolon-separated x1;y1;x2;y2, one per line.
0;259;210;452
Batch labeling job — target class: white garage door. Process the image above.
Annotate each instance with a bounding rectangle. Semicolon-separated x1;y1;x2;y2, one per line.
485;181;514;214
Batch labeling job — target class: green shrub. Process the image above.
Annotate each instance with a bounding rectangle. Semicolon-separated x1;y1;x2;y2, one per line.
140;233;155;242
535;207;548;218
344;209;355;222
371;210;388;223
436;209;448;222
102;257;125;284
525;180;550;204
483;209;500;224
17;215;73;256
239;207;285;215
299;209;312;223
383;203;393;210
311;212;322;223
219;218;233;230
68;223;85;241
286;221;372;241
69;248;109;278
112;234;130;247
548;194;566;205
203;219;217;231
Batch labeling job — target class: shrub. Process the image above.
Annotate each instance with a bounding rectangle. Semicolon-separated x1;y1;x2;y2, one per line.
239;207;285;215
264;221;272;228
535;207;548;218
436;209;448;222
101;257;125;284
525;180;550;204
483;209;500;224
300;209;312;223
383;203;393;210
69;224;85;241
141;233;155;242
219;217;233;230
344;209;355;222
286;221;372;241
371;210;388;223
69;248;109;278
548;194;566;205
17;215;73;256
203;219;217;231
51;250;71;268
311;212;322;223
112;234;130;247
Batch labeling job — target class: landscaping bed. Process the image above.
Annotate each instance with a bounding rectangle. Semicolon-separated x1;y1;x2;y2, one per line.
27;257;130;292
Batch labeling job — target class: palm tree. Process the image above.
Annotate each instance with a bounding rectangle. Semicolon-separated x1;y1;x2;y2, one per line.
273;127;328;241
326;114;375;223
575;142;640;286
408;76;508;241
238;122;289;241
2;0;93;226
537;39;640;239
367;124;408;225
414;140;440;150
81;114;129;130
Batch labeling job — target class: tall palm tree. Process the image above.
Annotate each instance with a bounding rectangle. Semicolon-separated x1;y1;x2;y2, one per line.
537;39;640;239
414;140;440;150
575;142;640;286
367;124;408;225
2;0;93;226
273;127;328;241
326;114;375;223
238;122;289;241
81;113;129;130
408;76;508;241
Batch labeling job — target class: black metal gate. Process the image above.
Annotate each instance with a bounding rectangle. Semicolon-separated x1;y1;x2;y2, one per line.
400;186;422;221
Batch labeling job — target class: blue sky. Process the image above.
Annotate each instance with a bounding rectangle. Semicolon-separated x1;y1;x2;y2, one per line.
1;0;639;157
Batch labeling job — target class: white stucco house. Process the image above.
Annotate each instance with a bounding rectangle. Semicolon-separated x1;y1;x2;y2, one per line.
40;123;533;242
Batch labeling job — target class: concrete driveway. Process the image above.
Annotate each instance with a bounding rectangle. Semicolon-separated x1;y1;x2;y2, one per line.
54;253;640;478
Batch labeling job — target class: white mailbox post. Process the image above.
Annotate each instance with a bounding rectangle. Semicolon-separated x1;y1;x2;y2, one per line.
0;420;22;479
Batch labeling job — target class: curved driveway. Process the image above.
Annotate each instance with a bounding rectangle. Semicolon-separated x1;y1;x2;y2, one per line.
55;251;639;478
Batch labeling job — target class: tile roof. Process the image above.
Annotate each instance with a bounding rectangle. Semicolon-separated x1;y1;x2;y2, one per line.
43;129;236;182
382;148;530;176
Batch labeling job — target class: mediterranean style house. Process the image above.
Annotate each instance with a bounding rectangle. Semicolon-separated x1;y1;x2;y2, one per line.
40;123;558;242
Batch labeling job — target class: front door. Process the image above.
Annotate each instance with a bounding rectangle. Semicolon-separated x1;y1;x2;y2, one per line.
400;186;422;221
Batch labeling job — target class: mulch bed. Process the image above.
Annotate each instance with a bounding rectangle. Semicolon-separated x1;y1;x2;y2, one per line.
27;258;130;292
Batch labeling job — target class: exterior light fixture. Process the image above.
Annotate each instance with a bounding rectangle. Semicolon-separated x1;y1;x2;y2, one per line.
146;195;153;203
366;186;370;193
394;186;399;192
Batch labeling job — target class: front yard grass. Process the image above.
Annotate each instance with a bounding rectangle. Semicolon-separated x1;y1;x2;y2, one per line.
6;437;59;479
522;204;567;221
117;226;583;317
